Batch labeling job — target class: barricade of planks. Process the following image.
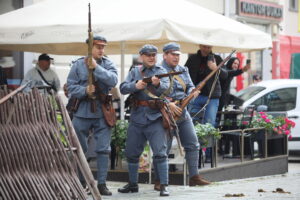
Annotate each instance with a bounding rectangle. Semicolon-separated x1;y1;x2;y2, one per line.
0;87;101;200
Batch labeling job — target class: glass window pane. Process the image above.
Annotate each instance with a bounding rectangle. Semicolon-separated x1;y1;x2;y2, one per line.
252;88;297;111
236;86;266;101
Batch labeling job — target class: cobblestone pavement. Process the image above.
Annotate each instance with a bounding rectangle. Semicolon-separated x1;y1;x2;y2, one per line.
88;163;300;200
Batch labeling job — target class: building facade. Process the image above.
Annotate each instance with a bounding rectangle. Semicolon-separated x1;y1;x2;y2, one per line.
275;0;300;79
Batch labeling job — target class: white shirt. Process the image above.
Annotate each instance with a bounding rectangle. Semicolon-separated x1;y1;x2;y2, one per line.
22;64;60;92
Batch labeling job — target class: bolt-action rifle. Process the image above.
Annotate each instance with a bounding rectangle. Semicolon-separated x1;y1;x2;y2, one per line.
174;50;236;120
87;3;97;112
142;71;184;83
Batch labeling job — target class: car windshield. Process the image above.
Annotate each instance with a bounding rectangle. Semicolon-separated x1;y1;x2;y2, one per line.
235;86;266;101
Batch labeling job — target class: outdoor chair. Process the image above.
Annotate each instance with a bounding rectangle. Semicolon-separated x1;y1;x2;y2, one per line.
221;105;265;160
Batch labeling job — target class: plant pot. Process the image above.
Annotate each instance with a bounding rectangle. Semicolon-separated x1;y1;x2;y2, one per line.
199;135;214;148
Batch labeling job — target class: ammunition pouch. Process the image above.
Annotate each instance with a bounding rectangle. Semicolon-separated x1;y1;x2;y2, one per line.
160;105;172;130
69;97;80;113
99;93;116;127
71;92;116;127
135;99;171;130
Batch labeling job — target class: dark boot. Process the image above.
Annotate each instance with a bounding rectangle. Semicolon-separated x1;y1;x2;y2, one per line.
154;180;160;191
97;184;112;196
118;183;139;193
160;184;169;196
189;175;211;186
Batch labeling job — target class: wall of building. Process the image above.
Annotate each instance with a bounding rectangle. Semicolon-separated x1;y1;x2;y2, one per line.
186;0;224;14
281;0;300;37
274;0;300;79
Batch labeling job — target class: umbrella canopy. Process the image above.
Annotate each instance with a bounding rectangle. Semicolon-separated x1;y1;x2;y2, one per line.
0;0;272;55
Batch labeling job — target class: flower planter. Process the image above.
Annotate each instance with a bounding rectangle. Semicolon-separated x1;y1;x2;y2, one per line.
199;135;215;148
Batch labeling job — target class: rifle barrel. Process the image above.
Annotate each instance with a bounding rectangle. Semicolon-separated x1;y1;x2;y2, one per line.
179;50;236;110
142;71;184;83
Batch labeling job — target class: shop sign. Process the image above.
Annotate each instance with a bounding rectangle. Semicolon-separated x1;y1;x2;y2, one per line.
238;0;283;22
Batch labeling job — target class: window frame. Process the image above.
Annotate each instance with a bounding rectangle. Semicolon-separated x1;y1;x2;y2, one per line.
289;0;298;12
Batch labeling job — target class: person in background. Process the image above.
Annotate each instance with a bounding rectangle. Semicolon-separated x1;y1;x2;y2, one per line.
218;57;251;112
0;65;7;85
253;74;262;84
185;44;227;163
185;44;227;126
22;53;60;93
67;35;118;196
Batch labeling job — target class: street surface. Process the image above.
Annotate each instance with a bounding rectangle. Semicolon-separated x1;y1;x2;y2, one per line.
89;163;300;200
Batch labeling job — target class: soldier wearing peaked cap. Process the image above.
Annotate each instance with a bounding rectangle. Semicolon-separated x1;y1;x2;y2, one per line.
67;35;118;196
153;42;211;190
118;44;170;196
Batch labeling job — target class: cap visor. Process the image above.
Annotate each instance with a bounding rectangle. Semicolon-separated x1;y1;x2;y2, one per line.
93;41;107;45
172;50;181;55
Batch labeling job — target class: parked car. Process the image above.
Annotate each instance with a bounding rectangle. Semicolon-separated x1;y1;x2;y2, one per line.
233;79;300;154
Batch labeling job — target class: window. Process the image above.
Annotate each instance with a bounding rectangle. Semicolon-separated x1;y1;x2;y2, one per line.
236;86;266;101
289;0;298;12
252;88;297;111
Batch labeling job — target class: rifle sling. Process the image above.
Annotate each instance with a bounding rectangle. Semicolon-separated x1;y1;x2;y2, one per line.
36;68;57;92
171;70;186;92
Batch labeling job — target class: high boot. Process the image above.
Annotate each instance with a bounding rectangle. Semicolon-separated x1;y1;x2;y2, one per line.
154;180;160;191
189;175;211;186
97;184;112;196
185;150;200;177
153;160;160;191
160;184;169;196
96;153;109;185
118;183;139;193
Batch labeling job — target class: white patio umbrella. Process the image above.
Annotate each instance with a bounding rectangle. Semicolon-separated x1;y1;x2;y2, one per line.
0;0;272;55
0;0;273;120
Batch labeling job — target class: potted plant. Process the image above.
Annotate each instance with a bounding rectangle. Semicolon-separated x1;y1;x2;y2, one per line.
111;119;128;169
194;122;221;147
251;112;295;139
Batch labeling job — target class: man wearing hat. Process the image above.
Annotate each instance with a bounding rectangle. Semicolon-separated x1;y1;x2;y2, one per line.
67;35;118;196
22;53;60;92
118;44;170;196
152;42;211;190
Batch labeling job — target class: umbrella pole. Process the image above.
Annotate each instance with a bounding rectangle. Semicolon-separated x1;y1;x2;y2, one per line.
120;41;126;120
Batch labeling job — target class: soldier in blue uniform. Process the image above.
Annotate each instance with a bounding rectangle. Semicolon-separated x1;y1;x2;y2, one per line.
67;36;118;196
118;44;170;196
153;42;211;190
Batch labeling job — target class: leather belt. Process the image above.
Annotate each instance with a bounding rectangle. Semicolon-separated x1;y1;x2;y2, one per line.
136;100;150;107
135;100;164;109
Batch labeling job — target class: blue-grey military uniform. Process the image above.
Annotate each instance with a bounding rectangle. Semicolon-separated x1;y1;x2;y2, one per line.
119;46;170;185
67;56;118;184
154;42;201;182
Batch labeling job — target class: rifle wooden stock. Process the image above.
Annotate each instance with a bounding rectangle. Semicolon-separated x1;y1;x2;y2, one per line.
142;71;184;83
87;3;96;100
179;50;236;112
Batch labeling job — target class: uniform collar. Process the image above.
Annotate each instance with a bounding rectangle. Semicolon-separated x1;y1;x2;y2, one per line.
141;64;156;72
96;57;104;65
162;60;178;71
